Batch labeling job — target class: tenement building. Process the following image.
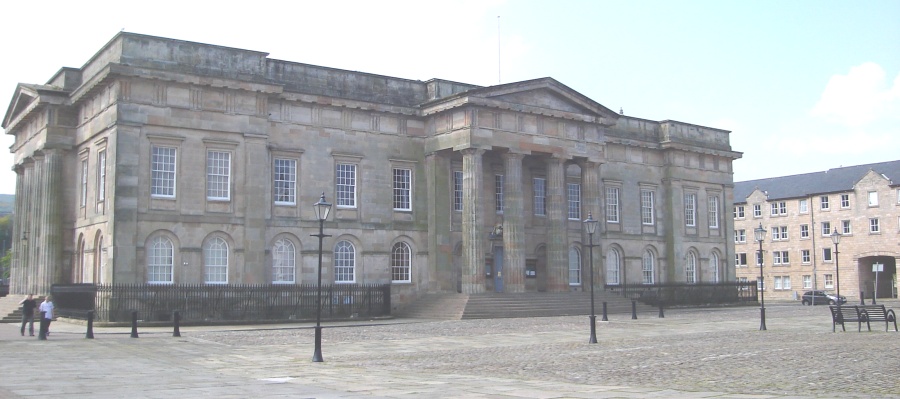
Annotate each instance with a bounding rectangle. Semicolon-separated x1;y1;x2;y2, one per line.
3;33;741;308
734;161;900;302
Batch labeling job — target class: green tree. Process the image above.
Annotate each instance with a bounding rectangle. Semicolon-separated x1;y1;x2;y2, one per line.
1;249;9;279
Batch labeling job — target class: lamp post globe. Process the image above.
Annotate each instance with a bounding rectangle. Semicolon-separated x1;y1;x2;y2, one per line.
754;223;767;331
583;212;599;344
312;192;332;362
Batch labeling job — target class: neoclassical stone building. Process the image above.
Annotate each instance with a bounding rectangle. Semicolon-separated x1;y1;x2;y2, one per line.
3;33;741;307
734;161;900;302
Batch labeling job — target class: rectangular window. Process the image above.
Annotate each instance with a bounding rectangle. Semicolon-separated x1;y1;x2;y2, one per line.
820;195;829;210
533;178;546;216
151;146;177;198
735;253;747;267
684;193;696;227
708;196;719;228
774;276;783;290
734;229;746;243
567;183;581;220
641;190;655;225
803;275;812;289
273;158;297;205
606;187;620;223
336;163;357;207
495;174;504;213
206;150;231;201
80;159;88;208
753;204;762;217
868;191;878;206
770;202;786;216
823;247;833;262
97;150;107;203
774;251;789;265
783;276;791;290
392;168;412;211
870;218;880;233
453;171;463;212
842;220;851;235
773;226;788;241
734;205;745;219
840;194;850;208
821;221;831;236
800;224;809;238
824;274;834;289
801;249;811;264
799;199;808;214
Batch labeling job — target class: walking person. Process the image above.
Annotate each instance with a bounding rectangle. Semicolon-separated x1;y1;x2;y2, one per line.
39;296;54;338
18;294;37;336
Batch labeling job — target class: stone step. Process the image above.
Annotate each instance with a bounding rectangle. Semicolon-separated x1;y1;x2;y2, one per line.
394;293;469;320
461;292;655;320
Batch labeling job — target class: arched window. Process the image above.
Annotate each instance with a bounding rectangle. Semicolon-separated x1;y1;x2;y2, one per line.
334;240;356;283
391;242;411;283
148;236;174;284
686;252;697;284
273;238;296;284
204;237;228;284
642;250;655;285
711;252;720;283
568;247;581;285
606;248;621;285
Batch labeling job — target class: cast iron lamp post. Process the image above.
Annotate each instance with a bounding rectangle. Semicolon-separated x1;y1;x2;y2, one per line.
311;193;332;362
583;212;599;344
831;229;841;302
754;223;767;331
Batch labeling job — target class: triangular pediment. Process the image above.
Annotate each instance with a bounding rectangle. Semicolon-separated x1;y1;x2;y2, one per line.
425;77;619;123
2;84;66;130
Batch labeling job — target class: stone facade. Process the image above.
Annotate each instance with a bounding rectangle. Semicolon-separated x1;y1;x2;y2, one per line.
733;161;900;302
2;33;741;309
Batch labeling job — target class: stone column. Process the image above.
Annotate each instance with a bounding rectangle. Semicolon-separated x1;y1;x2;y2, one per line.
582;161;601;288
461;148;485;294
37;149;65;293
28;155;43;295
10;166;25;295
546;156;568;291
502;152;525;293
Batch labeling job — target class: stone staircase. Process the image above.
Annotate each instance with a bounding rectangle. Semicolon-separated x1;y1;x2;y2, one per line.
396;291;656;320
0;294;27;323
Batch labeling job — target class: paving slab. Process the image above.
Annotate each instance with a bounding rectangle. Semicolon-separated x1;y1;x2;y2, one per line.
0;300;898;398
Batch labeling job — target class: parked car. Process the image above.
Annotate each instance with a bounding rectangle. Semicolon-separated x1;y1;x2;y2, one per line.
801;290;846;305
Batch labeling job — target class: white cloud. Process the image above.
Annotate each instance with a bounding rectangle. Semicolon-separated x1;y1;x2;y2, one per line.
810;62;900;127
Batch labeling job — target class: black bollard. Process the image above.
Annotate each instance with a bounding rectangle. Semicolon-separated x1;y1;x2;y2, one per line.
631;300;638;320
86;311;95;339
38;311;47;340
130;311;139;338
173;310;181;337
601;301;608;321
860;291;865;305
658;302;665;318
872;292;876;305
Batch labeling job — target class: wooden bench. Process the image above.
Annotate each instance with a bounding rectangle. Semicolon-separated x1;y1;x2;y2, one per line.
858;305;898;332
830;305;864;332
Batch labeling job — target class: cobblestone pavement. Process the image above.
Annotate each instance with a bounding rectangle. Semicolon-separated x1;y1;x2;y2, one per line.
1;300;898;398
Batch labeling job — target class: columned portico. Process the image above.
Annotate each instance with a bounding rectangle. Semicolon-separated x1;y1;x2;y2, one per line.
502;152;526;293
461;148;486;294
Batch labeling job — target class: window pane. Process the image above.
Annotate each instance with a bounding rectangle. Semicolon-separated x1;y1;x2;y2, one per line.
206;151;231;200
533;178;546;216
151;146;177;197
273;239;296;283
336;164;357;207
393;168;411;210
567;183;581;219
391;242;411;282
204;237;228;283
568;248;581;285
274;158;297;205
148;236;174;284
334;241;355;282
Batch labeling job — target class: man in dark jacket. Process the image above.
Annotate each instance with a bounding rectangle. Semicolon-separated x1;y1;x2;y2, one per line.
19;294;36;336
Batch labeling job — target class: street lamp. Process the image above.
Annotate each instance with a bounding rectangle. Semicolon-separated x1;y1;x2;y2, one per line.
754;223;767;331
830;229;841;302
583;212;599;344
311;192;332;363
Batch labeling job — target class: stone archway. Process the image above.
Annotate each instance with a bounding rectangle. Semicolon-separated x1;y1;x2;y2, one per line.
855;255;897;300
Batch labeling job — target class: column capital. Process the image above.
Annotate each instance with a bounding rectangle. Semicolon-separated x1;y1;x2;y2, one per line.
459;147;486;157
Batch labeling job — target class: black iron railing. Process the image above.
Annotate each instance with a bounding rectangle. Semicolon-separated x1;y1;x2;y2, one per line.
605;281;758;306
51;283;391;323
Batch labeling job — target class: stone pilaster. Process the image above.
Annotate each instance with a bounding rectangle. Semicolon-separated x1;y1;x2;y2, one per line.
461;148;485;294
242;133;269;283
547;156;568;291
502;152;525;293
425;152;452;292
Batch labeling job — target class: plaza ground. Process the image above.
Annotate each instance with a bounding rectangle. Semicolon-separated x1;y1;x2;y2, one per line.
1;299;898;398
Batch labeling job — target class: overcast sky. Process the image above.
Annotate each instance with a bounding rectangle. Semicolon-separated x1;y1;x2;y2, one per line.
1;0;898;195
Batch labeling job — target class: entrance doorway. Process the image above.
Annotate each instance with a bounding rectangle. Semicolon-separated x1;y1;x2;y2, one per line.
493;246;504;292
